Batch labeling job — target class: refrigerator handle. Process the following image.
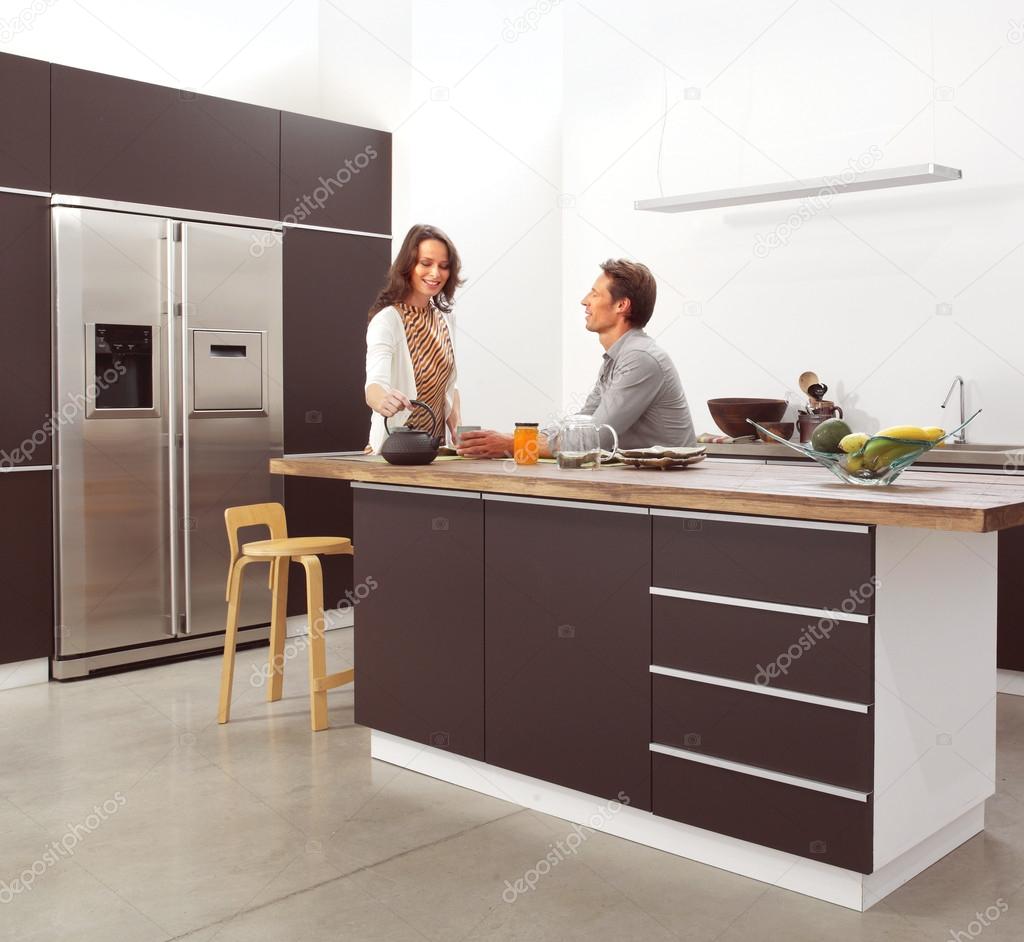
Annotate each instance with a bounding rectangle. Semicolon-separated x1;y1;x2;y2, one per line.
166;220;182;636
179;222;193;634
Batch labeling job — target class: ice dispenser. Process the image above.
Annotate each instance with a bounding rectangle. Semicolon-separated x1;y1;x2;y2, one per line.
90;323;156;412
191;329;265;413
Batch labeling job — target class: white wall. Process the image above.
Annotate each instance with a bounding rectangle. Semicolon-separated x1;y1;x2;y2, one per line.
397;0;564;431
9;1;1018;444
562;0;1024;443
0;0;321;112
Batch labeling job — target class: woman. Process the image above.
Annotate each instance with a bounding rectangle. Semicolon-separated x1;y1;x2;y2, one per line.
364;224;464;454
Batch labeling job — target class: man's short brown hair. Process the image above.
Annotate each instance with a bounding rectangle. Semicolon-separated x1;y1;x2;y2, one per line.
599;258;657;328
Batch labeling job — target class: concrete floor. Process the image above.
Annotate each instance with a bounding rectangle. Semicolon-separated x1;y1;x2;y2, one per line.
2;626;1024;941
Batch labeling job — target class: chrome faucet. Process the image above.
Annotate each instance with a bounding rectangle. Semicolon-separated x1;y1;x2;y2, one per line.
941;375;966;443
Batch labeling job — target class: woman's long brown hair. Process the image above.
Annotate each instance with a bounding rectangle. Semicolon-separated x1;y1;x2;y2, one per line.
368;224;464;320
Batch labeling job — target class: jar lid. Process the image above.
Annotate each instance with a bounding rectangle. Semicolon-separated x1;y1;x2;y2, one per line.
515;422;539;427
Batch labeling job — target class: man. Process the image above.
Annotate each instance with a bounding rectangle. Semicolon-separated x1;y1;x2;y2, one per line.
458;259;695;458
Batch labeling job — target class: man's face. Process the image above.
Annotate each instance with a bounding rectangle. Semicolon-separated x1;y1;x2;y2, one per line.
581;273;628;333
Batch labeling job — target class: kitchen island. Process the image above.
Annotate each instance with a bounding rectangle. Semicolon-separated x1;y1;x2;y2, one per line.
271;455;1024;910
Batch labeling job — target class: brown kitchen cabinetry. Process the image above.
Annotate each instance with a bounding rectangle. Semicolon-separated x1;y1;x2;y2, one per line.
353;485;485;759
281;226;390;615
280;111;391;234
0;193;51;467
282;227;389;455
484;497;652;810
0;469;53;665
51;65;280;219
0;51;50;192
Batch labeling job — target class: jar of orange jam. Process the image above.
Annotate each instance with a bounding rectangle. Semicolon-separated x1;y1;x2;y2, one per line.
513;423;539;465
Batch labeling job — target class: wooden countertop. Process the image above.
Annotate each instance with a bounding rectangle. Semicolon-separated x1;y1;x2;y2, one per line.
270;455;1024;532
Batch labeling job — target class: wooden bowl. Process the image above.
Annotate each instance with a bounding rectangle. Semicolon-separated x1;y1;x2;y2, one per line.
755;421;795;443
707;398;788;438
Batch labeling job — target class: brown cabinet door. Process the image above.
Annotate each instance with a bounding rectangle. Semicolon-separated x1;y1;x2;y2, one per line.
653;513;875;614
51;65;280;219
0;193;50;468
998;526;1024;671
284;476;354;619
0;52;49;191
0;469;53;664
280;112;391;234
652;595;874;703
485;499;652;810
282;227;390;455
653;752;873;873
652;675;873;791
353;486;484;760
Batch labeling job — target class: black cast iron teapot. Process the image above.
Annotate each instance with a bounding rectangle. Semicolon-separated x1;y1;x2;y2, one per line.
381;399;443;465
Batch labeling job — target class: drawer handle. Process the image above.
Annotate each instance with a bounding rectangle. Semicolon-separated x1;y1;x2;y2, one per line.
650;665;871;714
650;743;871;802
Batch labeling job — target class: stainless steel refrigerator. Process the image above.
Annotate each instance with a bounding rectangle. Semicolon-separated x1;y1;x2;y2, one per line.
51;198;283;679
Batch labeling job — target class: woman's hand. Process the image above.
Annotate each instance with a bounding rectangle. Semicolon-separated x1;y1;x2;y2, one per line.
366;384;413;418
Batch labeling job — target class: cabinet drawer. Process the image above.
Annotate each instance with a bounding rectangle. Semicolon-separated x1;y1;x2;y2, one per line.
652;750;873;873
652;595;873;703
653;674;873;790
652;511;874;614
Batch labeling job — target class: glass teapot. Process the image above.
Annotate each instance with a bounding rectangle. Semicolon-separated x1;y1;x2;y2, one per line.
554;414;618;470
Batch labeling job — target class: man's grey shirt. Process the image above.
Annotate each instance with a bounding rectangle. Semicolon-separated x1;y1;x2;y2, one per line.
577;328;696;450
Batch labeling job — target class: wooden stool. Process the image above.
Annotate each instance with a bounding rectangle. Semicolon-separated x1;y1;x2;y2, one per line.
217;502;354;731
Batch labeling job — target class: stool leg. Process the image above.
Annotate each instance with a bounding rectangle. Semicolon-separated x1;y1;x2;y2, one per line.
218;557;250;724
300;555;329;732
266;556;289;702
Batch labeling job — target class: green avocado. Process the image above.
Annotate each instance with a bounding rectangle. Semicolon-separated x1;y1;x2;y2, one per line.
810;418;852;454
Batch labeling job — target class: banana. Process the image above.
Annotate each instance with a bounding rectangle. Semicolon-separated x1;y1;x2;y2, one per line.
839;432;870;454
876;425;932;441
863;438;923;472
922;426;946;446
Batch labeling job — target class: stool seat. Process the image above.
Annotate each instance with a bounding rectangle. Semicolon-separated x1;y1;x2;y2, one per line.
242;536;353;558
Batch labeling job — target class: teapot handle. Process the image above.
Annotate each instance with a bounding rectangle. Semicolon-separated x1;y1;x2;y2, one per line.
384;399;440;438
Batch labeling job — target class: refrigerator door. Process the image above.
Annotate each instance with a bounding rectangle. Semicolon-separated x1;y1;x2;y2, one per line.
179;222;283;636
53;207;178;657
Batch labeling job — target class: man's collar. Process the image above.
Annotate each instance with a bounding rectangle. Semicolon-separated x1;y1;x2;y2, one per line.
602;327;643;359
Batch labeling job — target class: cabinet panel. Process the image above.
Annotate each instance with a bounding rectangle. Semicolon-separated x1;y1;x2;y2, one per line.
0;193;51;467
282;228;390;454
653;514;875;614
653;752;873;873
652;595;874;703
284;476;354;618
653;675;873;791
0;469;53;664
51;65;279;219
0;51;50;191
998;526;1024;671
485;499;652;810
353;486;484;759
280;112;391;234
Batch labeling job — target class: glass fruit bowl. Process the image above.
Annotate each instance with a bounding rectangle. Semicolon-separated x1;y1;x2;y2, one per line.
747;410;982;486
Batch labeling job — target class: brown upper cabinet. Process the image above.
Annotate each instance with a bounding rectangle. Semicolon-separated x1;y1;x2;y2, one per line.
0;193;51;467
280;111;391;234
0;52;50;192
51;65;280;219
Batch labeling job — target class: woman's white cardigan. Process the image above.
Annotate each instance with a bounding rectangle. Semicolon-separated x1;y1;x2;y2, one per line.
364;305;458;454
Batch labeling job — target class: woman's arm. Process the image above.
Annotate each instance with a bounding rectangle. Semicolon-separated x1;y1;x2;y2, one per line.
365;312;412;417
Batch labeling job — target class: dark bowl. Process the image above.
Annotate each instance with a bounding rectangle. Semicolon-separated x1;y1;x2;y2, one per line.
755;420;795;443
707;398;788;438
